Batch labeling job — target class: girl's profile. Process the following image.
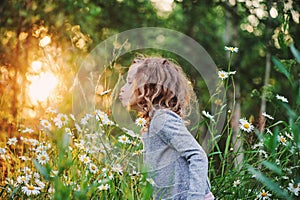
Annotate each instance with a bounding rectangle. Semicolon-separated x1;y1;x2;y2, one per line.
119;56;214;200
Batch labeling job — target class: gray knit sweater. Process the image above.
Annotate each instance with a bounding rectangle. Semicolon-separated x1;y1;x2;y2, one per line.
142;109;211;200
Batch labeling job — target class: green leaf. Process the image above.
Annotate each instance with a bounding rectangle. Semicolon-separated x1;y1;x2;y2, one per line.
62;133;70;149
248;166;291;199
33;159;50;180
272;57;292;85
290;43;300;63
261;161;282;175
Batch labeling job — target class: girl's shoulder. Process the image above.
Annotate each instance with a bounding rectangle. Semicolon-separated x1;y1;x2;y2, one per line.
149;108;183;133
152;108;182;121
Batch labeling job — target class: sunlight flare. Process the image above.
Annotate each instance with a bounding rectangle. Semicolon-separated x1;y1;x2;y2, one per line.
28;72;58;104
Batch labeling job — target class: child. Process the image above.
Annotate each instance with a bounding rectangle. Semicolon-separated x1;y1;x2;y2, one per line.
119;57;214;200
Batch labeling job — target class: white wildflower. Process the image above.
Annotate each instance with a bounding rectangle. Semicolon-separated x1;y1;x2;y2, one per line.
276;94;288;103
202;111;215;122
218;70;229;80
239;118;254;132
7;137;18;146
40;119;52;129
225;46;239;53
22;127;34;134
135;117;147;127
118;135;131;144
53;113;69;128
22;184;41;196
37;151;50;165
98;183;109;191
262;112;274;120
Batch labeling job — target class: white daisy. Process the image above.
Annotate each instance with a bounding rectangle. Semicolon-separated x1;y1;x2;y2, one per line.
89;163;99;174
35;179;45;189
112;163;123;174
135;117;147;127
40;119;52;129
118;135;131;144
233;179;240;187
33;172;40;179
7;137;18;146
288;180;300;196
46;107;57;114
276;94;288;103
202;111;215;122
225;46;239;53
218;70;229;80
23;167;32;176
35;145;47;153
0;148;6;154
17;175;30;184
262;112;274;120
53;113;69;128
278;134;287;145
21;184;41;196
257;189;272;199
80;113;93;125
22;127;34;134
98;183;110;191
95;110;109;121
252;142;264;149
239;118;254;132
102;118;114;125
65;127;73;136
28;138;39;146
78;154;91;164
37;151;50;165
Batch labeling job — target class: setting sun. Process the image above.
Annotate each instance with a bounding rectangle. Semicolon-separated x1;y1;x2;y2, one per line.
28;72;58;104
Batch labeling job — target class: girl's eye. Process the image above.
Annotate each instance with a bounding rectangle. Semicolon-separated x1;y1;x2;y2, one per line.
128;81;132;84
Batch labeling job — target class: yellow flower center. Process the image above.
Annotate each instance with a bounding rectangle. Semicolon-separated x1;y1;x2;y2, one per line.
91;166;96;170
28;185;35;190
293;184;298;188
220;73;225;77
280;137;286;143
83;158;88;162
243;123;250;129
61;116;66;122
41;155;46;160
26;170;31;175
229;47;234;51
261;192;267;197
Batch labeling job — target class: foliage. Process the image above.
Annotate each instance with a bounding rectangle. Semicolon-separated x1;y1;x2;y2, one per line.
1;0;300;199
1;110;152;199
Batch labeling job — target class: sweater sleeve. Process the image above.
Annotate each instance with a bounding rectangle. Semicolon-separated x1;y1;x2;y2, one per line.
151;110;208;200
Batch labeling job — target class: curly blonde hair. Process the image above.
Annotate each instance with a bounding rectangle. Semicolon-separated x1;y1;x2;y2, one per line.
130;56;194;121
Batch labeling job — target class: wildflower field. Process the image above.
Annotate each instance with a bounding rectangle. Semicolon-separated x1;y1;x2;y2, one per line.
1;0;300;199
1;45;300;199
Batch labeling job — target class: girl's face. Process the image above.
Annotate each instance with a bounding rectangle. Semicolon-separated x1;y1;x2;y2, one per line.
119;65;139;109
